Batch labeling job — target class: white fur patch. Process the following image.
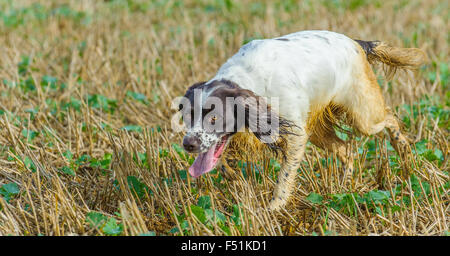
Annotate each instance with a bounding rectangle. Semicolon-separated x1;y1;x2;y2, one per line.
185;125;220;152
209;30;361;125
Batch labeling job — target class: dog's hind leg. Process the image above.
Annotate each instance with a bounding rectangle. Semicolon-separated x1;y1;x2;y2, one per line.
384;110;410;153
383;110;413;179
350;99;411;179
344;53;412;178
268;127;308;211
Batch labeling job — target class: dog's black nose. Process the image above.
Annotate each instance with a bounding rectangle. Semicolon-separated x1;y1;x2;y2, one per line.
183;136;201;152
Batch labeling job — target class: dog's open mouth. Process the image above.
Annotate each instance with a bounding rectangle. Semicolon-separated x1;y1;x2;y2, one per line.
188;135;229;178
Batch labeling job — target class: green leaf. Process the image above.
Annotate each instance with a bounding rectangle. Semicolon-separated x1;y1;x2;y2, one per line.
180;220;189;230
366;190;390;202
197;195;211;209
159;148;169;158
219;223;231;235
190;205;206;223
18;56;31;76
126;91;149;104
306;192;323;204
86;94;117;114
75;154;91;165
178;170;187;180
121;125;142;133
25;107;39;119
127;175;151;198
232;204;241;226
21;129;39;141
204;209;227;226
422;148;444;163
414;139;428;155
214;210;226;224
172;143;187;159
1;183;20;195
269;159;281;172
102;217;123;235
375;206;382;215
41;75;58;89
99;153;112;169
134;152;147;166
23;156;36;172
169;227;179;234
61;97;82;112
391;204;402;213
62;150;73;161
59;166;75;176
0;182;20;202
127;176;142;195
205;209;214;223
86;212;107;228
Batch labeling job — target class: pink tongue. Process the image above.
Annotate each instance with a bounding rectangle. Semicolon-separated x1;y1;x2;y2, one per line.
189;146;217;178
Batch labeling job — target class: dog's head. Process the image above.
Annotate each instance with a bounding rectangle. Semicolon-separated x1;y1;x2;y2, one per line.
179;79;289;178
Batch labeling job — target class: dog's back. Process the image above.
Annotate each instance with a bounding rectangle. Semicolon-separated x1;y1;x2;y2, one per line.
210;30;426;124
210;30;363;122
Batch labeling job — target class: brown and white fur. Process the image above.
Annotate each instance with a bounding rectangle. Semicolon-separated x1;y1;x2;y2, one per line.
179;30;426;211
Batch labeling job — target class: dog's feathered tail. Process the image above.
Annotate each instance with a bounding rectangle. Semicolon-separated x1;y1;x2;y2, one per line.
354;39;427;80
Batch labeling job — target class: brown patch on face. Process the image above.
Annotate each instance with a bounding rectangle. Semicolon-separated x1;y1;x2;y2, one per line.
182;81;208;103
179;81;208;123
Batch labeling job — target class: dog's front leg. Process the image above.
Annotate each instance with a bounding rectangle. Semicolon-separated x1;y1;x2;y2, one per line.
219;158;240;181
269;129;308;211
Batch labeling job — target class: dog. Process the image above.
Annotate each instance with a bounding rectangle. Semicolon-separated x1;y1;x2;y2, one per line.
178;30;426;211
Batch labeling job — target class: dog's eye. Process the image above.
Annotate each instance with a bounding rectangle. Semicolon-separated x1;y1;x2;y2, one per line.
210;115;217;125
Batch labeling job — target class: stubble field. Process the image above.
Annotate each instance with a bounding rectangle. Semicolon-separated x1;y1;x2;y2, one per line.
0;0;448;236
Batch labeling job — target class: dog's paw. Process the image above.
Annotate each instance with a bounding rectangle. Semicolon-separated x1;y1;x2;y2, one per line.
268;198;283;212
219;159;241;181
254;205;275;215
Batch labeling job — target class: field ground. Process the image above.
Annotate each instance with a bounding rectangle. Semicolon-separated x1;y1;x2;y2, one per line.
0;0;448;236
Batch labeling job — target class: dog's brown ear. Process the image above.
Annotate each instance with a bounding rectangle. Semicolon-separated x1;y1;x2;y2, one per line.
197;80;296;155
180;81;207;111
230;88;295;155
239;92;276;140
178;82;207;127
183;82;206;101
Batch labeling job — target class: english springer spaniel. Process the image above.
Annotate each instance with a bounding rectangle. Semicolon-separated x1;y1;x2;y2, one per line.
178;30;426;210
